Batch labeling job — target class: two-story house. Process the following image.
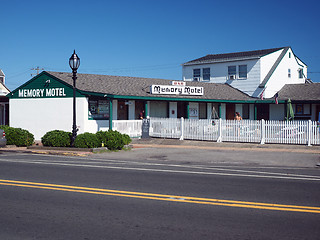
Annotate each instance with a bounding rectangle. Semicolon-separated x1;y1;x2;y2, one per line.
182;47;319;121
182;47;307;99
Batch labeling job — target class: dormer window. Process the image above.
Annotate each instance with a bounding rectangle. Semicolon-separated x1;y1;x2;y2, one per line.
228;66;236;80
203;68;210;81
193;69;201;81
239;65;247;79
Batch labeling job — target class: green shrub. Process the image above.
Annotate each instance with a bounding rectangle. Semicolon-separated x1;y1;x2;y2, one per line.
96;130;130;150
0;125;34;147
122;133;132;145
74;132;101;148
41;130;71;147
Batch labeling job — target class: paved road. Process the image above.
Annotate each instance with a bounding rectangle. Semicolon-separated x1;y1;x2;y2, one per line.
0;151;319;239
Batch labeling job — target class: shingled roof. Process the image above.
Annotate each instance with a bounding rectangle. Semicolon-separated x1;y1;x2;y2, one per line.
184;47;288;65
275;83;320;101
46;71;253;101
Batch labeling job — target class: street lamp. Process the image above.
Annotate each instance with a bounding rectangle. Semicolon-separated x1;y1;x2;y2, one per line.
69;50;80;146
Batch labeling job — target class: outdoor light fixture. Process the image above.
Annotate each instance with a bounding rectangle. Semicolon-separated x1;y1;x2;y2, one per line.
69;50;80;71
69;50;80;146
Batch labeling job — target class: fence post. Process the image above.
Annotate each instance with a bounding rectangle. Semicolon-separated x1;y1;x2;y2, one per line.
307;120;312;146
217;118;222;142
179;117;184;140
260;119;265;144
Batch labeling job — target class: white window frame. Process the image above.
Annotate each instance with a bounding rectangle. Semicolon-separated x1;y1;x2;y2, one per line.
193;69;201;81
202;68;210;81
228;66;237;80
238;65;247;79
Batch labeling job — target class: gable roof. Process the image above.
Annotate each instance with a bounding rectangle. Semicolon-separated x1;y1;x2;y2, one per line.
46;71;253;102
183;47;288;65
275;83;320;101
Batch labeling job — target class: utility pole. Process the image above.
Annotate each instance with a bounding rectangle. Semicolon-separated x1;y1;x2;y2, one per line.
31;66;44;77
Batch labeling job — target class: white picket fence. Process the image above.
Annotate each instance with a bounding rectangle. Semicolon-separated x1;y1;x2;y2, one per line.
112;120;142;138
109;118;320;145
148;118;320;146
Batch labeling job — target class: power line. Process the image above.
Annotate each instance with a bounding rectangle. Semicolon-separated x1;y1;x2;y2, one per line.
31;66;44;77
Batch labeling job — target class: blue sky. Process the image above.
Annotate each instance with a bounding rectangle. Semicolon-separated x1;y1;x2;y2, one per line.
1;0;320;90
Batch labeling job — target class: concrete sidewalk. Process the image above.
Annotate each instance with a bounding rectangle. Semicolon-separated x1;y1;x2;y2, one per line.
131;138;320;154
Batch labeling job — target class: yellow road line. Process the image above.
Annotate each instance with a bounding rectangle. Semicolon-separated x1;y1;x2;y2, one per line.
0;179;319;214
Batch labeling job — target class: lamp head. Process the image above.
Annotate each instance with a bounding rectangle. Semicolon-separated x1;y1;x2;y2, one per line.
69;50;80;72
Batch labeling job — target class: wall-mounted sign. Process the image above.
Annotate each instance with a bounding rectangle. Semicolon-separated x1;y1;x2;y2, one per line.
171;81;186;86
18;88;67;98
150;85;203;96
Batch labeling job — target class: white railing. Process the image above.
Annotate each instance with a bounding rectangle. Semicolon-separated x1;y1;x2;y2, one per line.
149;118;182;139
149;118;320;146
112;120;142;138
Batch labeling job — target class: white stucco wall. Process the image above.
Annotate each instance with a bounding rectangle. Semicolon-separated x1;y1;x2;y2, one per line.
10;97;87;140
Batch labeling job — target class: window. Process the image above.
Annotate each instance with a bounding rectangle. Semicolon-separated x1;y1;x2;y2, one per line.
289;52;291;58
242;104;249;119
288;69;291;78
228;66;236;80
299;69;303;78
193;69;200;81
203;68;210;81
239;65;247;79
88;98;109;120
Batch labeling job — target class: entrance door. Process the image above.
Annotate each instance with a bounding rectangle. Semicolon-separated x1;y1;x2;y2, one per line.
256;104;269;120
226;103;235;120
117;101;128;120
177;102;187;118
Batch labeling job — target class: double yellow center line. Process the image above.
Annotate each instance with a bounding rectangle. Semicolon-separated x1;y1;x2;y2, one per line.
1;179;319;214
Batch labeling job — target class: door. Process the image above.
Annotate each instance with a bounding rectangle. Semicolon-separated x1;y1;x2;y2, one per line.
117;101;128;120
226;103;235;120
177;102;187;118
257;104;269;120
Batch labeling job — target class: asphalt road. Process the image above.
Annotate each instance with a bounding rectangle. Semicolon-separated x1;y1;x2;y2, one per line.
0;150;319;240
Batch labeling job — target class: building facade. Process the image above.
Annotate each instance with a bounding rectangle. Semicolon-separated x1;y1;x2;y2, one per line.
7;47;320;140
182;47;307;98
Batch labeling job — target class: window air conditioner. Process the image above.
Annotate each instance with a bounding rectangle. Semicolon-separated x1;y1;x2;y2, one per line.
229;75;236;80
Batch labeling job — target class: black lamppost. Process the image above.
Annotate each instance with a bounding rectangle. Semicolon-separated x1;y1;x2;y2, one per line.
69;50;80;146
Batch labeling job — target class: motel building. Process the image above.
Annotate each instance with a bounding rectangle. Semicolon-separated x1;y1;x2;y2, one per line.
7;47;320;140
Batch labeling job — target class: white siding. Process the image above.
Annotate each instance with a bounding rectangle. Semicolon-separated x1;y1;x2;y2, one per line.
260;49;283;83
264;48;307;98
183;59;260;96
